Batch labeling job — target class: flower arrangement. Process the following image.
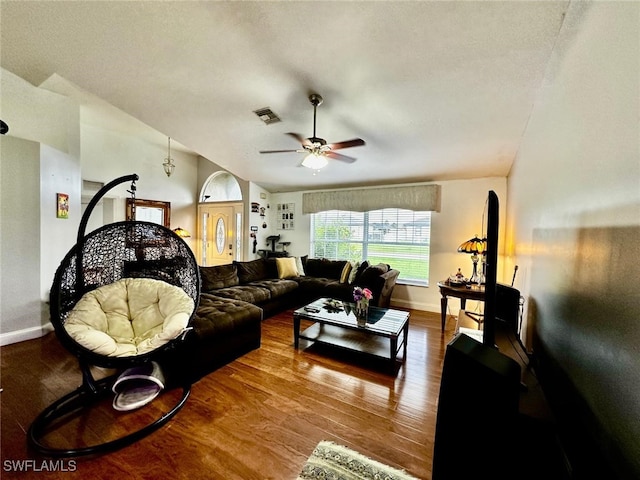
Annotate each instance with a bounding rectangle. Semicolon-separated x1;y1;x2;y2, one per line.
353;286;373;303
353;286;372;323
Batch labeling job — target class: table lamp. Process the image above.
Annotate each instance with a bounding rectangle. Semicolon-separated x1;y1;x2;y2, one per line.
457;235;486;284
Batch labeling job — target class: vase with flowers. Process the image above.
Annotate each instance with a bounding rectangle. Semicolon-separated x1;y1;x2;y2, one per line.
353;286;373;326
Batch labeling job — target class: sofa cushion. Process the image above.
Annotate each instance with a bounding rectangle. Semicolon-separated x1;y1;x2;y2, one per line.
234;258;270;284
323;281;354;302
64;278;193;357
200;264;239;292
276;257;299;279
304;258;348;280
248;279;299;298
296;276;339;293
210;284;271;305
193;293;262;339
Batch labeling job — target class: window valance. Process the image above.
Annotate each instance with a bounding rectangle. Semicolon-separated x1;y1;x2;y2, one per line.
302;184;441;214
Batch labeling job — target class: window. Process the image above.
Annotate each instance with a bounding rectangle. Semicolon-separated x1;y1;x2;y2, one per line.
310;208;431;286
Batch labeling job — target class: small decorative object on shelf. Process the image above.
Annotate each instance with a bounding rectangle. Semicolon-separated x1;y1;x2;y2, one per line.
353;286;373;326
448;268;467;287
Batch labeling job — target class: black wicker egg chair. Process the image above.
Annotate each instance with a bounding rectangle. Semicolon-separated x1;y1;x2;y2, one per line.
28;174;200;457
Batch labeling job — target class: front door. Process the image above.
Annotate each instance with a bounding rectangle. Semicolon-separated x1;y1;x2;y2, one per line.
198;204;241;266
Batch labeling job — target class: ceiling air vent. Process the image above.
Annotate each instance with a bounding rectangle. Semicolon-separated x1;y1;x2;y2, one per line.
253;107;281;125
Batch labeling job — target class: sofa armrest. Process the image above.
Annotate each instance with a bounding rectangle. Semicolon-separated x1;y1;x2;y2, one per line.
377;269;400;308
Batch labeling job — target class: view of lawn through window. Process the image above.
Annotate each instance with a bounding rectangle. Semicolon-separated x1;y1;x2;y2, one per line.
310;208;431;286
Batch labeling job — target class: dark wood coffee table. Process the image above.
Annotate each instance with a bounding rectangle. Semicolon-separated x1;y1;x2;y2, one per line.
293;298;410;370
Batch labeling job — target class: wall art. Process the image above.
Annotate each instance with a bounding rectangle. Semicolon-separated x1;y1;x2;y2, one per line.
56;193;69;219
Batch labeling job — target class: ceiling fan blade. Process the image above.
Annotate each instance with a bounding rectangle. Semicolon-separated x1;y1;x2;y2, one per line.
326;151;357;163
328;138;365;150
259;149;301;154
286;132;313;147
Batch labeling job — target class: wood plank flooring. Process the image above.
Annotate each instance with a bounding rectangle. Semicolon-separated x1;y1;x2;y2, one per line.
1;308;456;479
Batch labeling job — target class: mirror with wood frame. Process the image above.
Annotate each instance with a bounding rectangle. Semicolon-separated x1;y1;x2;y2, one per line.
126;198;171;227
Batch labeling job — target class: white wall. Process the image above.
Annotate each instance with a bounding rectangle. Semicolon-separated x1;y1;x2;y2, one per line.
266;178;507;313
506;1;640;343
247;183;273;260
39;144;83;300
506;3;639;475
0;68;200;344
0;69;81;344
81;124;199;240
1;137;43;341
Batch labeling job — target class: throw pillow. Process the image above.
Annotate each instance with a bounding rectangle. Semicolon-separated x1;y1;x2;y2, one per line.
347;261;360;284
276;257;298;279
234;259;269;283
200;264;240;292
339;262;352;284
357;264;387;289
351;260;370;285
295;256;306;276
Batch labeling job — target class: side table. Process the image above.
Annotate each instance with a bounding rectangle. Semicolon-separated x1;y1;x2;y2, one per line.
436;281;485;331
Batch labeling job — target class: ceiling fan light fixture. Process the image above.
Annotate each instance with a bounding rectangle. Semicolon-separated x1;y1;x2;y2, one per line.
259;93;364;167
302;153;328;170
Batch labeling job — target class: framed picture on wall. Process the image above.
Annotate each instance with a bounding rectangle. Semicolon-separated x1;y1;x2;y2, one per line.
277;203;295;230
56;193;69;219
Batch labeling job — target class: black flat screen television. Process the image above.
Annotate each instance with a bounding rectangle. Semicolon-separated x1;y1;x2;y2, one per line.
432;191;522;480
483;189;499;347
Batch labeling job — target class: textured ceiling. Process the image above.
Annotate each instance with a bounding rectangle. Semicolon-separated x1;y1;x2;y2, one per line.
1;1;568;192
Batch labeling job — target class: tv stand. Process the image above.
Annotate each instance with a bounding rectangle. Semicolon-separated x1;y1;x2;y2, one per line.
452;312;569;478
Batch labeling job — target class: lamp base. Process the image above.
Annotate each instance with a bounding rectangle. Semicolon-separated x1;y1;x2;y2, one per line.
469;259;485;285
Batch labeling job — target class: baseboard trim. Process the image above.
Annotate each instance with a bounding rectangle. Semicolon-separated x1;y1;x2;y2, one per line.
390;298;440;314
1;322;54;346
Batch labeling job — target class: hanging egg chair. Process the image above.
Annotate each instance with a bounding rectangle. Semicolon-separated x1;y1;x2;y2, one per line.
28;174;200;457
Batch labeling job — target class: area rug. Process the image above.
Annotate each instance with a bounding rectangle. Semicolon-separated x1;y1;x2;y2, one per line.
297;440;421;480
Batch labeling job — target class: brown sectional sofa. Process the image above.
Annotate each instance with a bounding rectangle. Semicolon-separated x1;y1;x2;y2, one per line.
168;257;399;383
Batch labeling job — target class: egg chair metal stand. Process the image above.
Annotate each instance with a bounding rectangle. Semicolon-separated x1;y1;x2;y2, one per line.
27;174;200;457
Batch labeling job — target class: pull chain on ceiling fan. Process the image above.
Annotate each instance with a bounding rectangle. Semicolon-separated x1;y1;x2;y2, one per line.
259;94;365;169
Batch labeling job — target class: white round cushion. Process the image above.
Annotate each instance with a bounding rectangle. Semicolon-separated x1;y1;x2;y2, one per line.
64;278;194;357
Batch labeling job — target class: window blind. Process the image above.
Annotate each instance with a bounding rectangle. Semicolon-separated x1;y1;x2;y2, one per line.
302;184;441;214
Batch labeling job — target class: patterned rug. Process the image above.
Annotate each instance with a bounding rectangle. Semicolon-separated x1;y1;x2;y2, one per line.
297;441;421;480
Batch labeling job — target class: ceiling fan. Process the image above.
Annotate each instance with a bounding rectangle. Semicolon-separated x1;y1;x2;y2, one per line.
259;94;365;169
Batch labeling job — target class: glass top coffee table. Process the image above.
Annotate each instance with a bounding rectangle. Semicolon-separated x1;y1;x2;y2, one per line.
293;298;410;370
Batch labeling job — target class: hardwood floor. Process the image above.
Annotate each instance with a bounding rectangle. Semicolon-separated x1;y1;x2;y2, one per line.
1;308;456;479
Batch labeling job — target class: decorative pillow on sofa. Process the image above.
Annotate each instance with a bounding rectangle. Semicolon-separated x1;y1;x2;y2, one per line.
295;256;306;276
276;257;299;279
200;264;239;292
350;260;370;284
357;263;388;288
234;259;270;284
339;262;353;284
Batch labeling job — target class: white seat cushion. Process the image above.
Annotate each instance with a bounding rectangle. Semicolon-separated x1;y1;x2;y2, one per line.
64;278;194;357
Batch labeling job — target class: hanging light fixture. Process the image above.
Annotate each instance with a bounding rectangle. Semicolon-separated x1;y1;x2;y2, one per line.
301;152;328;170
163;137;175;177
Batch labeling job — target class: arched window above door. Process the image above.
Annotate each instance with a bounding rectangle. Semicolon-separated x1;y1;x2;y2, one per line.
200;172;242;202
